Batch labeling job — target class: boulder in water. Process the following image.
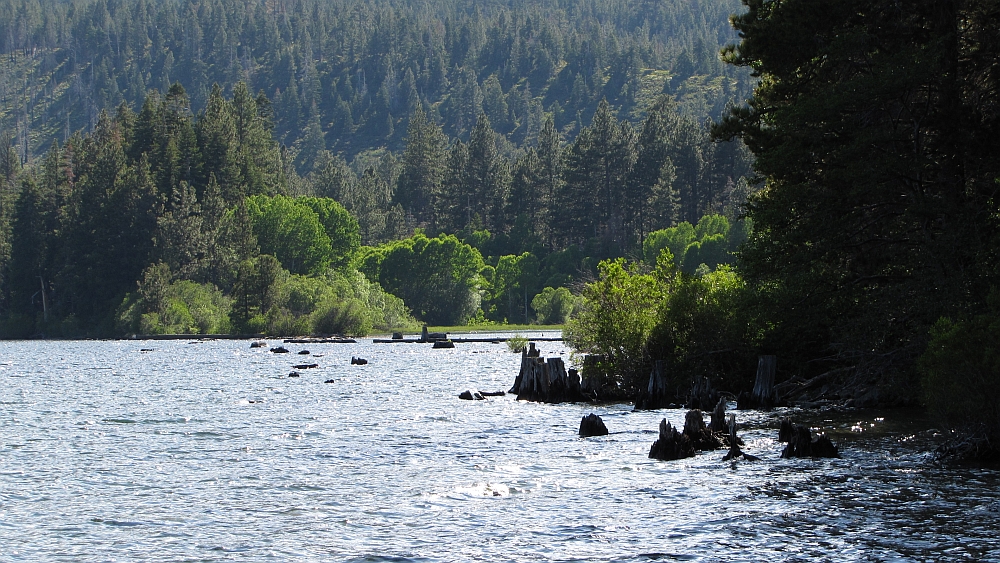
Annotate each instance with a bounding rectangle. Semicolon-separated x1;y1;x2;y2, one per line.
579;413;609;437
288;371;300;378
351;357;368;365
250;341;267;348
270;346;290;354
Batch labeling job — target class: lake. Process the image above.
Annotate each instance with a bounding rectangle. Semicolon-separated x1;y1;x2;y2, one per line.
1;334;998;561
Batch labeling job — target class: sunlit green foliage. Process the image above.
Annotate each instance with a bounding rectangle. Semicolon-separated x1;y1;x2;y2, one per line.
565;258;668;393
361;232;486;325
117;265;232;335
531;287;578;325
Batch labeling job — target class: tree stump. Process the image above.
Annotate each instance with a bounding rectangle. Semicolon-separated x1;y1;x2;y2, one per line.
722;414;760;461
509;350;585;403
739;355;777;410
634;360;674;410
579;413;609;437
687;375;719;410
683;409;727;451
709;397;728;433
649;419;695;461
779;419;840;458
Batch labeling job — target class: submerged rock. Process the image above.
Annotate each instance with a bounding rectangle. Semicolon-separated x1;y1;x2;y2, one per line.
298;350;310;355
293;363;319;369
250;341;267;348
579;413;609;437
459;389;486;401
270;346;290;354
432;340;455;349
351;357;368;365
288;371;300;378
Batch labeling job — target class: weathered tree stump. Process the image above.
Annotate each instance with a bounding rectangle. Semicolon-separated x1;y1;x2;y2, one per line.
739;355;778;410
687;375;719;410
579;413;609;437
432;340;455;348
649;419;695;461
709;397;728;433
779;418;840;458
527;342;540;357
509;350;585;403
683;409;727;451
634;360;674;410
722;414;760;461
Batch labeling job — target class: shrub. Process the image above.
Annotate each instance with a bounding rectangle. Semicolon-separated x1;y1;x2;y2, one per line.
531;286;576;325
919;301;1000;450
312;298;373;336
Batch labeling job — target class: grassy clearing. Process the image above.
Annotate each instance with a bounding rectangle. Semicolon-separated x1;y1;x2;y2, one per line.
400;324;564;334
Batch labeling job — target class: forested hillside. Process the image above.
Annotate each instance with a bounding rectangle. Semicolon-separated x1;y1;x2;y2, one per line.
1;0;749;165
0;0;757;337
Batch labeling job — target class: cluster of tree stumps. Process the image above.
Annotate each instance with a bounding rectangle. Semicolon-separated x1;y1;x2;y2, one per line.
508;345;589;403
505;351;841;462
648;405;736;461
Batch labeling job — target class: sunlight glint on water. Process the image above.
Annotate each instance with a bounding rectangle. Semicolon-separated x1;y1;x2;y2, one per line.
0;336;998;561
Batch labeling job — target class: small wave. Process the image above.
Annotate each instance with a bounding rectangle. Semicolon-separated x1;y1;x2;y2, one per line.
453;482;510;498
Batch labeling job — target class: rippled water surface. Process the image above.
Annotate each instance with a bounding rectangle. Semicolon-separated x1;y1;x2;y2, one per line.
1;335;998;562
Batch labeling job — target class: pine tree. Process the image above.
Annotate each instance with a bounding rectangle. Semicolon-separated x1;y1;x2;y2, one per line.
396;106;448;229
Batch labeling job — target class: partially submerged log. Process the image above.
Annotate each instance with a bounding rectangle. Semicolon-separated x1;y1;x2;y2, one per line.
509;350;585;403
738;355;778;410
270;346;290;353
459;389;486;400
779;417;840;458
579;413;609;437
420;326;448;342
293;363;319;369
649;419;695;461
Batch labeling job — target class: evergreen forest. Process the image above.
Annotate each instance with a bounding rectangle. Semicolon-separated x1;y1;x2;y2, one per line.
0;0;755;339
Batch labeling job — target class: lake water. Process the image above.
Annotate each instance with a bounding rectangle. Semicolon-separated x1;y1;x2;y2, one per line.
1;334;998;562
